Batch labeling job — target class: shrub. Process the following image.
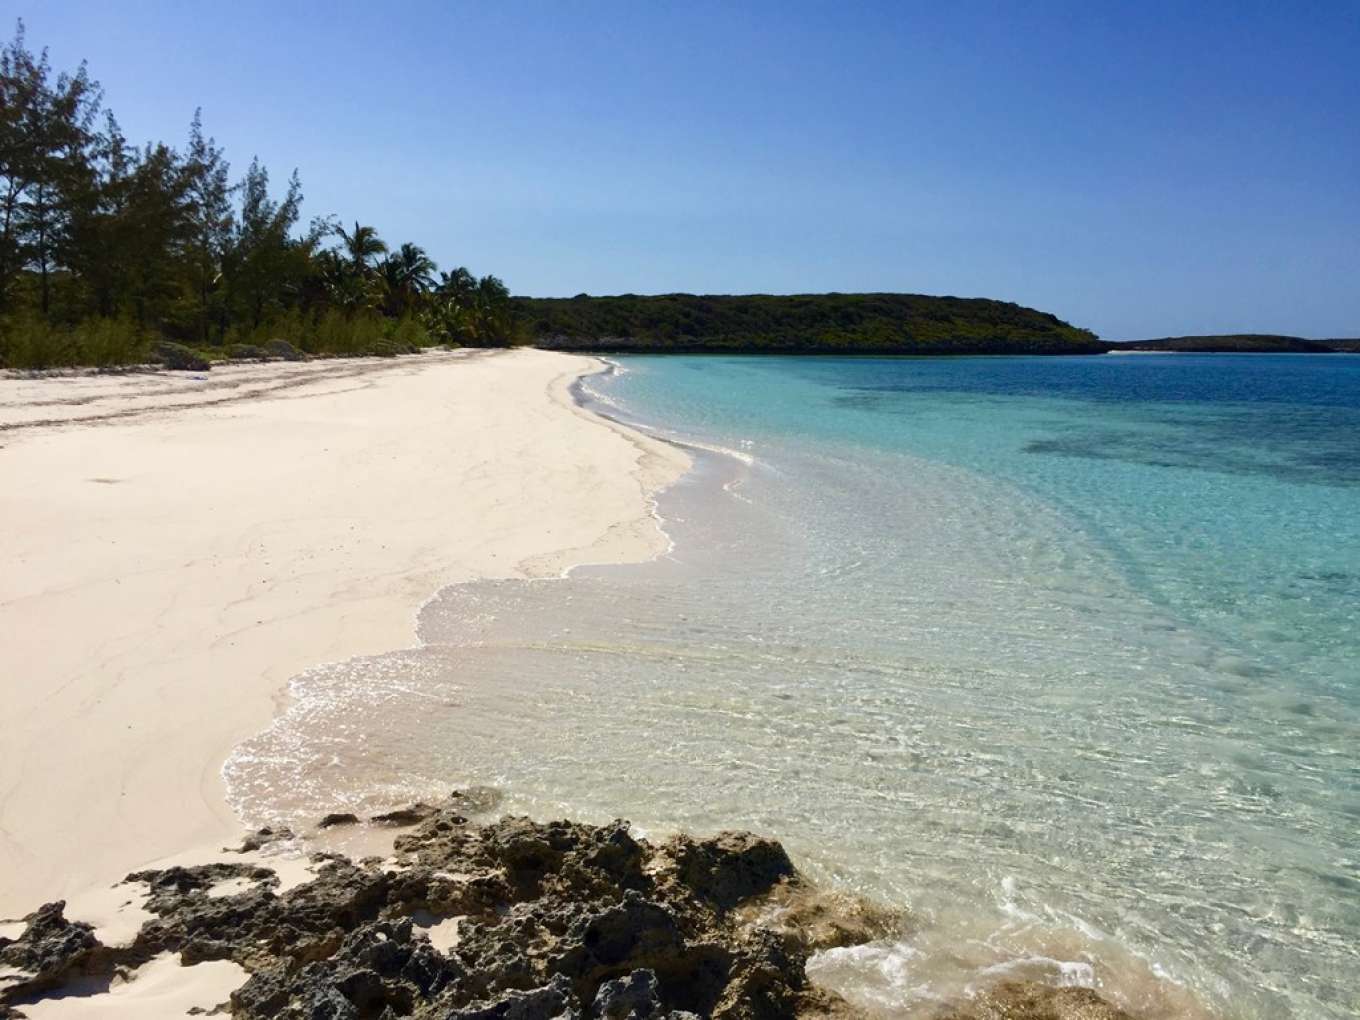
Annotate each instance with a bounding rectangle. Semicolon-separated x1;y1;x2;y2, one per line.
154;341;211;371
311;309;371;356
225;343;269;361
265;338;304;361
384;313;432;350
72;317;149;368
0;314;73;369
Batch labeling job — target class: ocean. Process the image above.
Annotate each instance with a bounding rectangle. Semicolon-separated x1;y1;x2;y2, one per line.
227;353;1360;1019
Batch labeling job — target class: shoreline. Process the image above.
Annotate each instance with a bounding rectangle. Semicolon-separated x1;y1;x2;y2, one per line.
0;352;1237;1020
0;348;690;918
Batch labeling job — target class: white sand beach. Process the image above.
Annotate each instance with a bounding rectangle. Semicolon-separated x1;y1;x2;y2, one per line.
0;349;688;919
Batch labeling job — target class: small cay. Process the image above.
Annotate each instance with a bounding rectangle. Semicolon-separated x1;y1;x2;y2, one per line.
0;794;1134;1020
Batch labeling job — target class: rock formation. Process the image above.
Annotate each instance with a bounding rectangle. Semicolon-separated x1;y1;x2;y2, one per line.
0;795;1137;1019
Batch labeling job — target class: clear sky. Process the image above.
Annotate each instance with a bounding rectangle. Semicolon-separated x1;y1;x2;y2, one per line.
15;1;1360;338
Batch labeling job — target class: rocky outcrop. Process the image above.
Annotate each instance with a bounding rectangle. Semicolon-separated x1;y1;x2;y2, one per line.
265;338;305;361
0;797;1143;1020
0;799;846;1019
0;901;111;1004
152;340;211;371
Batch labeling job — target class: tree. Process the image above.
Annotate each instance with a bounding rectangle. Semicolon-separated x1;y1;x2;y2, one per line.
1;21;521;367
63;110;133;317
118;141;189;329
0;20;102;315
437;266;476;304
336;221;386;274
182;109;233;342
474;273;512;344
227;158;304;328
378;241;436;315
394;242;436;293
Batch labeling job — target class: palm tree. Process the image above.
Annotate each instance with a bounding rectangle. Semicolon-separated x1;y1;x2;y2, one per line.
437;266;477;306
377;243;438;316
376;255;406;315
395;243;436;294
315;248;376;312
336;221;387;274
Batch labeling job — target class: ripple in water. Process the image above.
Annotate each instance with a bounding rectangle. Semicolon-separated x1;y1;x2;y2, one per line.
227;356;1360;1020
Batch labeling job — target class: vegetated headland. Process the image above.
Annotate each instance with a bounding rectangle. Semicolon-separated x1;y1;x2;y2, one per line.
1109;334;1359;353
1;21;1100;373
2;23;1348;373
518;292;1104;355
522;299;1357;357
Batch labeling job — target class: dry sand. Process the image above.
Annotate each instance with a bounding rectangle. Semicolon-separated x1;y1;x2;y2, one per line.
0;348;688;923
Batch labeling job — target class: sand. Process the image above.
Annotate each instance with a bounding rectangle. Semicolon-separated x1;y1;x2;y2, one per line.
15;954;249;1019
0;348;688;921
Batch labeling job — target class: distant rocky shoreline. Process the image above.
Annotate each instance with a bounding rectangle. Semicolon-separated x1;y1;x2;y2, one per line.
1110;333;1359;353
1;794;1137;1019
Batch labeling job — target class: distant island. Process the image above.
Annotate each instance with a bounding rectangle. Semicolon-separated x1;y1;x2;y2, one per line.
518;297;1357;358
1111;334;1359;354
518;292;1104;355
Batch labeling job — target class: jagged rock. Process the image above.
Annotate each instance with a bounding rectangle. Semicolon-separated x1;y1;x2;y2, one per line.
129;861;277;901
554;891;685;984
371;803;438;826
228;826;294;853
319;812;361;829
448;787;504;815
447;972;573;1019
0;901;109;1001
747;884;903;952
0;796;1145;1020
589;968;708;1020
663;832;795;912
232;918;465;1019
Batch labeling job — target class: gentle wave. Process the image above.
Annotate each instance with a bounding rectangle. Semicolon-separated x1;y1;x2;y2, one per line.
225;354;1360;1020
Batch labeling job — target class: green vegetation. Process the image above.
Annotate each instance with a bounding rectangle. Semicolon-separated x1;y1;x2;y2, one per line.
1115;335;1356;353
0;22;518;370
516;292;1103;355
0;22;1133;371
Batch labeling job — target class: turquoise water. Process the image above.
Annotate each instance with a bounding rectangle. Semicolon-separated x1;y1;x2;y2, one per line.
230;354;1360;1019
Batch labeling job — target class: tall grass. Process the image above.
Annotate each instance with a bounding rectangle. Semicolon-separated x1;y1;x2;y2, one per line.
1;308;442;371
0;313;149;370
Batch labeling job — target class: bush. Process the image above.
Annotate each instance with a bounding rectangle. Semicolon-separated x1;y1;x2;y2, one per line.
73;317;149;368
384;313;432;350
154;341;211;371
311;309;374;356
0;315;73;369
0;314;149;369
225;342;269;361
265;338;304;361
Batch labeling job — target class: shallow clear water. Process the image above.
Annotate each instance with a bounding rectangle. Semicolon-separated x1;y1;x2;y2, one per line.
227;354;1360;1019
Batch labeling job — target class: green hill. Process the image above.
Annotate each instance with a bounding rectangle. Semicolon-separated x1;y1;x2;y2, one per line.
515;292;1103;355
1115;334;1354;353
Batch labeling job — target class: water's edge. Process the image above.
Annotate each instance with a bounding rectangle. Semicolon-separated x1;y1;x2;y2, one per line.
224;354;1360;1020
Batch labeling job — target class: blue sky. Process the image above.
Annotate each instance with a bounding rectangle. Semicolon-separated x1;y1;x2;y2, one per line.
16;1;1360;338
